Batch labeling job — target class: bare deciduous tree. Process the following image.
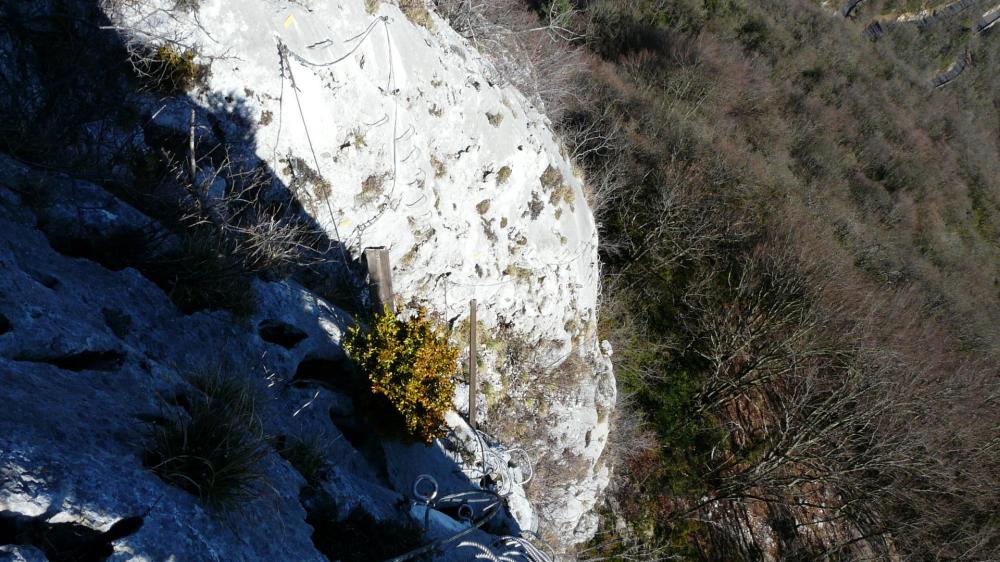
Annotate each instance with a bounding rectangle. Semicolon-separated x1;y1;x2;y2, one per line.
432;0;588;121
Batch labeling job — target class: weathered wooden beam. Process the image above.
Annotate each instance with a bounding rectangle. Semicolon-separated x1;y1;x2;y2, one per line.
363;247;395;313
468;299;478;430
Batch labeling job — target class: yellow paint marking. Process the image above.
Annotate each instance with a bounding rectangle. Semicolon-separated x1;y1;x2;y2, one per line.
284;14;295;29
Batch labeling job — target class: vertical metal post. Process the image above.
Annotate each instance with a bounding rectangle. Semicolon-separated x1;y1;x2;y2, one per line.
378;249;394;313
364;247;395;313
468;299;477;430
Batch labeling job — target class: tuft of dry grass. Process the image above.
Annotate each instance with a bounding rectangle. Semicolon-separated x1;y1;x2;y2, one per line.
144;370;270;509
430;155;447;178
355;173;387;206
131;44;209;93
278;435;329;488
503;264;533;282
496;165;512;185
398;0;434;30
350;127;367;148
539;165;563;191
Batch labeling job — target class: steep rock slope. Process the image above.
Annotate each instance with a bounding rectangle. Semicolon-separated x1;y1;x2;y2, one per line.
0;0;614;557
0;151;528;561
0;155;338;561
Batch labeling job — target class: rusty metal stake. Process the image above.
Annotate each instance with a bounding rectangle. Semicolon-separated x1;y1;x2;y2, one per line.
468;299;477;430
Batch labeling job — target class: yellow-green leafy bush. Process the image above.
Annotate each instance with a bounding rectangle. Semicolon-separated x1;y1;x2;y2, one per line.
344;307;458;443
147;44;206;93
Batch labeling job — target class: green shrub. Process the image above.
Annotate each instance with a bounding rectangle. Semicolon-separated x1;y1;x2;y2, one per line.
344;306;458;443
144;370;270;508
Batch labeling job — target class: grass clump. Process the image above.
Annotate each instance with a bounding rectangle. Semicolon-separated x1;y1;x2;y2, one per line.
278;436;329;488
539;165;563;191
144;370;269;508
496;165;512;185
431;155;447;178
146;227;257;317
173;0;201;12
503;264;533;281
539;165;574;207
350;127;367;148
550;183;575;207
398;0;434;30
355;173;387;205
344;306;459;443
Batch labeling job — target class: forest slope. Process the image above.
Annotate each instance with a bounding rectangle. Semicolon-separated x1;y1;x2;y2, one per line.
446;0;1000;558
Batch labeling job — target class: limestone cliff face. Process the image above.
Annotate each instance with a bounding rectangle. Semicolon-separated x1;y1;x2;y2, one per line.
0;0;614;558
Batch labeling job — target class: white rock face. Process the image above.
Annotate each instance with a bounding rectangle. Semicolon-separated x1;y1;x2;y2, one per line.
116;0;615;546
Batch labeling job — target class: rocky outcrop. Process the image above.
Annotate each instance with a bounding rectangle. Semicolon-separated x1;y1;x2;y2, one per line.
114;0;614;547
0;157;328;561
